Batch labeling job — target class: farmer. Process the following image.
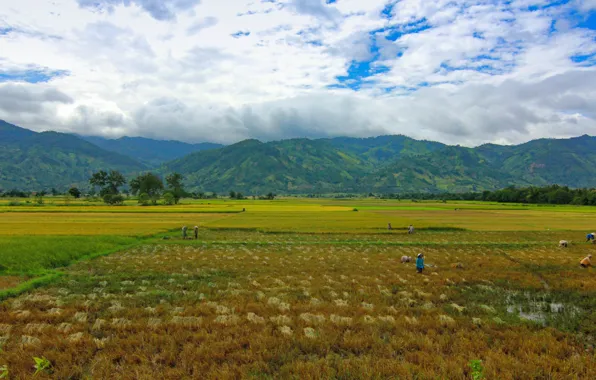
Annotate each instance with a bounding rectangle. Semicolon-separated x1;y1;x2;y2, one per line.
559;240;568;248
416;253;425;273
194;225;199;240
580;255;592;268
400;255;411;263
182;225;188;240
408;225;415;234
587;233;595;242
388;223;392;230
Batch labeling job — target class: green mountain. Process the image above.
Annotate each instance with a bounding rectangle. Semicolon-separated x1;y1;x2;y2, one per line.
366;145;524;193
163;135;596;194
327;135;445;165
164;138;369;193
0;120;146;191
3;120;596;194
476;135;596;188
80;135;223;166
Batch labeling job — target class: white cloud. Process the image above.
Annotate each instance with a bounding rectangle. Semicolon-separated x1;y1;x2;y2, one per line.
1;0;596;146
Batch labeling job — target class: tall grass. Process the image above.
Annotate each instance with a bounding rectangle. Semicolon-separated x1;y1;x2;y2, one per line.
0;236;139;274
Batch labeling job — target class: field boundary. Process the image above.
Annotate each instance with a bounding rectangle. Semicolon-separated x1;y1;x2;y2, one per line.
0;272;63;302
0;235;161;301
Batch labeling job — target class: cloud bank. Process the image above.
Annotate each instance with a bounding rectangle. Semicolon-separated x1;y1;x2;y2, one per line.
1;0;596;146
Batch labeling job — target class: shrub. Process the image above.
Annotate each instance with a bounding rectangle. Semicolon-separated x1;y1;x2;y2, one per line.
138;193;150;206
163;192;175;205
103;194;124;206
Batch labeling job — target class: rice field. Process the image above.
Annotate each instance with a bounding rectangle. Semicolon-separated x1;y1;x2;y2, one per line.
0;212;233;236
0;200;595;378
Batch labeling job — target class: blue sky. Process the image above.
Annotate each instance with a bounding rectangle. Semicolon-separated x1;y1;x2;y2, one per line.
1;0;596;146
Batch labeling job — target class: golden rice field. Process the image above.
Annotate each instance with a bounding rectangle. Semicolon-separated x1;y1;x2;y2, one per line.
0;212;233;236
0;199;595;378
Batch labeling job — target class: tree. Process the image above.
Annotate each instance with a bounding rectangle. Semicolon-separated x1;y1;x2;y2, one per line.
103;194;124;205
266;192;275;200
235;192;244;200
163;192;175;205
68;187;81;199
229;191;236;199
51;188;59;196
89;170;126;196
130;173;164;205
165;173;185;204
138;193;150;206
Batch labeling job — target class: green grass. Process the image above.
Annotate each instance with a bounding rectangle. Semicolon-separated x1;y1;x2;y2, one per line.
0;236;140;275
0;273;63;301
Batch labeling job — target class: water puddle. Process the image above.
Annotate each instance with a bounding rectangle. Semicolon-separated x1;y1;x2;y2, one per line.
505;292;582;326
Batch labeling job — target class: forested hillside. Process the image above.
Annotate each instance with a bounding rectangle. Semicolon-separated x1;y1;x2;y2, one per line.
3;120;596;194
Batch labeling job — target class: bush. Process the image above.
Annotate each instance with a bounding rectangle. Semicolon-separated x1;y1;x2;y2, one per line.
138;193;150;206
103;194;125;205
163;192;175;205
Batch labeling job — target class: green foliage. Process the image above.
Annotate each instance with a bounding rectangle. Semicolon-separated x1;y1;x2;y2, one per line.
0;365;8;379
165;173;185;204
382;185;596;206
34;194;44;205
102;194;124;205
469;360;484;380
33;357;52;376
68;187;81;198
163;192;175;205
138;193;150;206
90;170;127;196
130;173;163;205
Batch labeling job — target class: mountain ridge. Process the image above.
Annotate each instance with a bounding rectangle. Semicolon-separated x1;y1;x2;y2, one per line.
78;135;223;166
2;120;596;194
0;120;146;190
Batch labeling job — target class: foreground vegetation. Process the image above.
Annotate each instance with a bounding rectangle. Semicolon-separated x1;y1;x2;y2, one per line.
0;199;594;378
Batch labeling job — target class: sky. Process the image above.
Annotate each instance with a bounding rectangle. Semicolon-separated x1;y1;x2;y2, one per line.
1;0;596;146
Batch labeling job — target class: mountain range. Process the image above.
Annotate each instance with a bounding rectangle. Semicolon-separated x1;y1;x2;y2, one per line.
79;135;222;166
1;119;596;194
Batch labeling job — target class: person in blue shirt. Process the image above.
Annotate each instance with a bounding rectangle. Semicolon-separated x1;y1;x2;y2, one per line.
416;253;425;273
587;233;595;243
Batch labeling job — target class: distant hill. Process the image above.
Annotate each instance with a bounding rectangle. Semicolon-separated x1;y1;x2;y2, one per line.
0;120;146;191
80;135;223;166
3;120;596;194
163;138;369;194
365;145;523;193
476;135;596;189
327;135;445;165
163;135;596;194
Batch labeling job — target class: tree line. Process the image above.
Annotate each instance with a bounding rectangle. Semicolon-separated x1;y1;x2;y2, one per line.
381;185;596;205
87;170;187;205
